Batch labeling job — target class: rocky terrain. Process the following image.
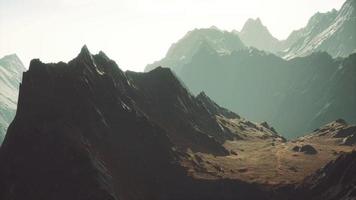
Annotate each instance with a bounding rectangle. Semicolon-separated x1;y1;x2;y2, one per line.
0;54;25;143
0;46;355;200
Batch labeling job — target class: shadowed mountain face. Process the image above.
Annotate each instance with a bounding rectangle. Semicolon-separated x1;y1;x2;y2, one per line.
283;0;356;59
0;46;355;200
294;151;356;200
0;46;279;200
0;54;25;143
167;46;356;138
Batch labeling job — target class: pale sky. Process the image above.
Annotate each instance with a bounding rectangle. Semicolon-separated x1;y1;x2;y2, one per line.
0;0;346;71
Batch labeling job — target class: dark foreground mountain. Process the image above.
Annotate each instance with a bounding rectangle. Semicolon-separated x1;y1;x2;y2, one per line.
0;54;25;143
0;46;355;200
287;150;356;200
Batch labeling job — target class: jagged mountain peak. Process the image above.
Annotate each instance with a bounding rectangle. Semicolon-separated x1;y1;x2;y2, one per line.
241;18;268;34
0;54;25;72
79;44;91;57
238;18;282;53
209;25;219;30
337;0;356;19
1;54;20;61
144;27;245;73
72;45;97;67
283;0;356;59
343;0;356;9
242;18;263;28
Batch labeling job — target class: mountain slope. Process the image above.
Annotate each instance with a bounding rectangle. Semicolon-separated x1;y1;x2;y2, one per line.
284;0;356;59
175;47;356;138
144;27;245;73
237;18;282;53
294;151;356;200
0;54;25;143
0;46;355;199
0;46;278;200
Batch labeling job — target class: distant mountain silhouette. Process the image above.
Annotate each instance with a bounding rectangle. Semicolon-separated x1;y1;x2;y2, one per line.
144;0;356;138
0;54;24;143
145;27;245;73
235;18;282;53
149;39;356;138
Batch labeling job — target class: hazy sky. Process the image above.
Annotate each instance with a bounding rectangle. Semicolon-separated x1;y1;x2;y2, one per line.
0;0;346;71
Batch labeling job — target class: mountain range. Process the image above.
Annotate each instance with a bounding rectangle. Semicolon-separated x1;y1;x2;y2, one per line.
0;1;355;199
0;54;24;143
0;46;355;199
234;18;282;54
283;0;356;59
176;48;356;138
144;0;356;138
145;27;245;74
234;0;356;58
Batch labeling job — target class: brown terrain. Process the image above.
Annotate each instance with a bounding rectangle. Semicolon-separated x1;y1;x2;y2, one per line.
0;46;355;200
182;117;356;186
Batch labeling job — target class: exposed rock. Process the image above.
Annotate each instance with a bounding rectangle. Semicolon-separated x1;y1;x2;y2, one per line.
292;145;318;155
292;146;301;152
334;126;356;138
300;145;318;155
341;134;356;146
